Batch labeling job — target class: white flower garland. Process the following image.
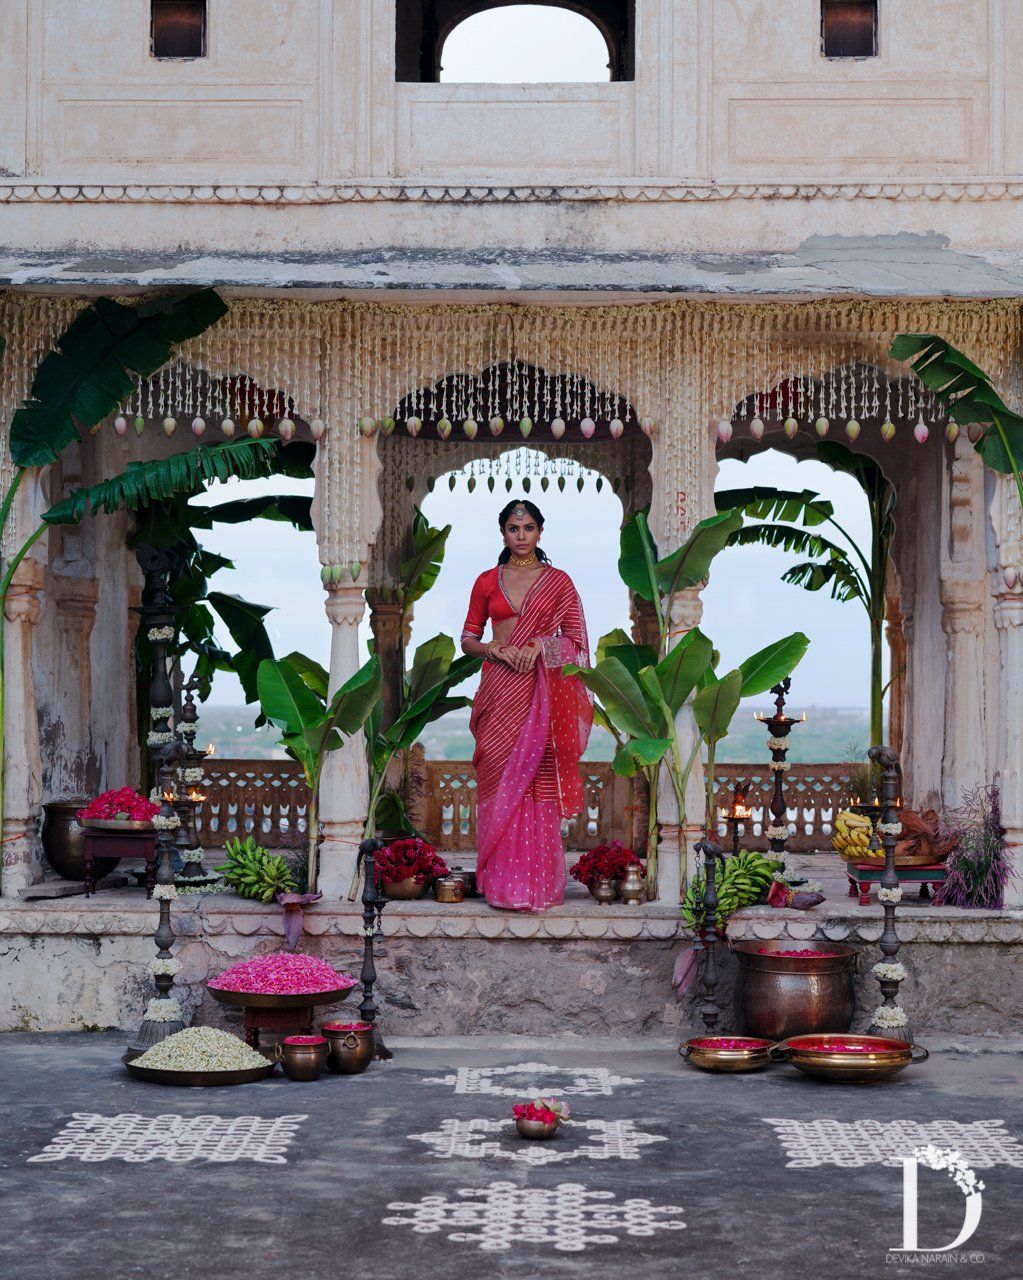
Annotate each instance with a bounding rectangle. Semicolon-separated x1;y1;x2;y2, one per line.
877;886;903;904
183;767;205;784
766;735;790;751
147;731;176;747
878;821;903;837
147;626;175;642
175;879;223;895
150;706;173;720
153;883;178;900
765;824;790;840
152;814;180;830
769;760;791;773
872;1004;908;1029
872;961;907;981
149;957;181;976
913;1145;986;1196
144;997;182;1022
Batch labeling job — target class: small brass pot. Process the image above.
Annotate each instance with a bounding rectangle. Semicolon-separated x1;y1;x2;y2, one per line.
383;876;431;900
322;1022;374;1074
515;1117;559;1140
275;1035;328;1082
434;876;465;904
447;867;478;897
591;876;619;905
618;863;647;905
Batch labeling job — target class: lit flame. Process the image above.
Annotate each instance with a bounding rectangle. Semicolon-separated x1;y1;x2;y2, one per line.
206;742;216;757
187;788;207;803
162;790;176;803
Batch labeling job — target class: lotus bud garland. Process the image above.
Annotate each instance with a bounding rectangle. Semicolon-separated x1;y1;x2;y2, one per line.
462;418;478;439
134;414;146;434
550;417;565;439
113;415;128;436
945;422;960;443
609;417;624;439
749;417;765;440
191;417;206;437
247;417;265;438
579;417;595;438
881;421;896;442
815;417;830;438
378;416;395;436
162;416;177;436
358;416;377;438
640;418;656;437
277;417;296;441
846;419;861;440
405;416;422;436
519;416;533;438
783;416;798;438
437;418;452;439
716;419;732;443
914;419;929;444
221;417;236;436
310;418;325;439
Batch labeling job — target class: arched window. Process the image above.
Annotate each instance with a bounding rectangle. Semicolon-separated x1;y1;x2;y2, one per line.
396;1;634;83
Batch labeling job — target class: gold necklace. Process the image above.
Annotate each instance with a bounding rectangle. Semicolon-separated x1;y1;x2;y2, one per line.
509;553;538;568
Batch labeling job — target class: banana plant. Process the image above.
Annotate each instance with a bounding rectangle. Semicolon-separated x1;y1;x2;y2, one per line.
891;333;1023;514
257;651;382;893
348;633;481;898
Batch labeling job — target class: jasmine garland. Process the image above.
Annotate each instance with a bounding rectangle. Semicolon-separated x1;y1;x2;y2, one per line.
149;957;181;976
144;997;182;1022
872;961;907;981
872;1004;908;1029
877;886;903;904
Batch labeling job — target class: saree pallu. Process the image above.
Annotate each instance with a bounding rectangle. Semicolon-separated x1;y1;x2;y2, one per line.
470;567;592;911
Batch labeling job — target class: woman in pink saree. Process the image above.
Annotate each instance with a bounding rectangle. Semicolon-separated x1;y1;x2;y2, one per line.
461;499;592;911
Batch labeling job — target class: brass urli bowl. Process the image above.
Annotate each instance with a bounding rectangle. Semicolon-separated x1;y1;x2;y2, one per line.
206;985;356;1010
680;1036;776;1073
771;1033;929;1083
123;1057;276;1087
515;1117;560;1140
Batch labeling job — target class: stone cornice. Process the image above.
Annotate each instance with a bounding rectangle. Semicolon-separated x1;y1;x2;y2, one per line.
4;179;1023;205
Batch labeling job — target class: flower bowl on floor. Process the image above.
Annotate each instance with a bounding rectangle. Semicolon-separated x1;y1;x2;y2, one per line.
512;1097;569;1139
515;1117;559;1140
770;1033;929;1083
680;1036;776;1073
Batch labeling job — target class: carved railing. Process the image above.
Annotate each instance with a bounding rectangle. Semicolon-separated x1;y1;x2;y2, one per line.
712;762;852;853
198;759;309;849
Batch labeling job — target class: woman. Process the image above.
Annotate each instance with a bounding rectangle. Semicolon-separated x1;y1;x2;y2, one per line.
461;499;592;911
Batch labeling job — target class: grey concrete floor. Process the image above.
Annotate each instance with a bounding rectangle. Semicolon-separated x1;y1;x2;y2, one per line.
2;1033;1021;1280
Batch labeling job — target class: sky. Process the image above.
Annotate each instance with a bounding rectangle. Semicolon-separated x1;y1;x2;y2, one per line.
193;447;874;713
439;7;612;82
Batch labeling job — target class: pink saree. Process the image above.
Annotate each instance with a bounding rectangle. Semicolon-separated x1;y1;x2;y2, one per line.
468;566;592;911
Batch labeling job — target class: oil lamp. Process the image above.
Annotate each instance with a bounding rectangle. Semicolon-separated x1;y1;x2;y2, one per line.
756;678;804;856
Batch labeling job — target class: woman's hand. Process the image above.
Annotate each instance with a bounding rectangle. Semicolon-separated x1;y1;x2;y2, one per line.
507;641;540;672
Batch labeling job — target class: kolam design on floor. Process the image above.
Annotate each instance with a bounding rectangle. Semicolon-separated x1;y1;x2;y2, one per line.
764;1117;1023;1169
422;1062;643;1097
27;1112;308;1165
408;1117;666;1166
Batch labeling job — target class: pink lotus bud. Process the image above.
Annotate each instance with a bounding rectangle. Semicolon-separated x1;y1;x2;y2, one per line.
609;417;624;439
310;418;325;440
248;417;265;439
278;417;296;441
813;418;828;438
488;416;503;436
161;416;177;437
113;416;128;437
640;418;655;437
579;417;595;439
717;419;733;443
191;417;206;438
784;418;799;439
405;416;421;437
221;418;236;437
913;419;929;444
550;417;566;439
749;417;765;440
462;418;478;439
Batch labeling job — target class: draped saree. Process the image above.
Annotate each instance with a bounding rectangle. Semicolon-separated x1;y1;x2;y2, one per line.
465;566;592;911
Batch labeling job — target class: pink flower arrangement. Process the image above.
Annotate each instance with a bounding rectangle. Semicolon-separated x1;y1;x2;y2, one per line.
512;1097;571;1127
758;948;839;958
570;841;645;888
690;1037;771;1050
209;952;356;995
77;787;159;824
283;1035;327;1046
375;838;449;886
322;1021;371;1032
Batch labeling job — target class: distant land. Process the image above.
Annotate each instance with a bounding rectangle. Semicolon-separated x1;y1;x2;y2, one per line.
199;704;871;765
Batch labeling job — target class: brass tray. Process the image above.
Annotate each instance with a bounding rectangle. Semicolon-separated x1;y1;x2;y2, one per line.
680;1036;776;1073
206;984;356;1009
124;1057;276;1087
771;1033;928;1083
84;818;155;832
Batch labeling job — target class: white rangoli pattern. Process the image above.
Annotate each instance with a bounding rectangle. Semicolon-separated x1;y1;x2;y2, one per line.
408;1117;666;1166
384;1180;686;1251
764;1118;1023;1169
421;1062;642;1098
27;1112;307;1165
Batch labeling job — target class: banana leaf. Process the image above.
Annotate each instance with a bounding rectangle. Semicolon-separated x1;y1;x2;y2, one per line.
302;658;382;758
654;510;742;596
715;486;834;527
725;522;847;562
692;669;744;744
602;642;659;680
654;627;714;715
782;557;865;604
11;290;227;468
618;510;659;600
613;737;672;777
194;494;314;530
257;657;325;737
374;789;424;839
282;652;330;700
208;591;274;704
596;627;633;663
564;656;660;741
401;509;451;607
738;632;810;698
406;633;456;704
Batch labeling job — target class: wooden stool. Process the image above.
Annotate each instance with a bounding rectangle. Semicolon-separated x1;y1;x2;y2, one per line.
83;828;158;897
847;863;948;907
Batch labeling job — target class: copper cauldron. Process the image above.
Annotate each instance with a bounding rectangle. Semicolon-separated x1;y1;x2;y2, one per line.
732;940;858;1041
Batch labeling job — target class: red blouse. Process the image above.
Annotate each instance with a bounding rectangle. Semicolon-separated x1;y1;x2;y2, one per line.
461;566;521;640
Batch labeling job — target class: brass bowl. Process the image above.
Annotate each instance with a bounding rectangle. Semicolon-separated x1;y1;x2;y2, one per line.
124;1057;276;1087
275;1037;328;1082
771;1033;929;1083
515;1117;559;1140
383;876;432;900
206;984;356;1010
680;1036;776;1073
322;1022;374;1074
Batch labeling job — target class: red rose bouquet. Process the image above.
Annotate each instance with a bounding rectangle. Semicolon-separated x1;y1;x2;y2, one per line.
374;837;449;886
570;840;645;888
512;1097;571;1127
77;787;160;824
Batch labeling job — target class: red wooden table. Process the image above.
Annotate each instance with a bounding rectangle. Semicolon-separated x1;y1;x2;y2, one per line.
83;828;157;897
847;863;947;906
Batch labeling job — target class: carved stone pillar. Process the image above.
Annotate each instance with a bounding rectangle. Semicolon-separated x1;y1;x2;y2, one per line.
884;589;907;760
2;559;45;896
365;590;405;730
318;583;368;898
630;593;660;651
994;593;1023;908
938;581;987;810
48;576;100;799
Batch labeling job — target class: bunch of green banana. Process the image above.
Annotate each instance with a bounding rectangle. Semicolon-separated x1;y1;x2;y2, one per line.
832;809;874;858
215;836;296;901
681;849;781;929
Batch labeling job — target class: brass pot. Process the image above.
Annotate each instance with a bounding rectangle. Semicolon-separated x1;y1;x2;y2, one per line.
275;1035;328;1081
383;876;431;900
434;876;465;904
447;867;478;897
680;1036;775;1073
733;940;858;1041
322;1022;374;1074
618;864;647;905
515;1117;559;1140
771;1033;929;1084
42;800;120;881
591;876;618;905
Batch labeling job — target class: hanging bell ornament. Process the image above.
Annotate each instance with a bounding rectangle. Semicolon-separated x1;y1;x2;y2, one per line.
488;416;504;437
522;477;531;493
406;416;422;437
580;417;596;439
845;419;861;441
378;416;395;436
221;418;236;437
783;417;799;439
113;415;128;437
749;417;765;441
468;476;476;493
505;478;513;492
596;477;603;492
577;476;585;492
913;419;929;444
310;418;326;440
519;417;533;438
716;419;733;444
609;418;624;440
540;476;549;492
463;418;478;440
550;417;566;439
437;418;452;440
945;422;960;444
558;476;566;492
134;415;146;435
881;421;896;442
162;416;177;437
815;417;830;438
487;476;495;492
448;474;457;491
191;417;206;438
358;416;378;438
248;418;265;439
640;418;655;438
